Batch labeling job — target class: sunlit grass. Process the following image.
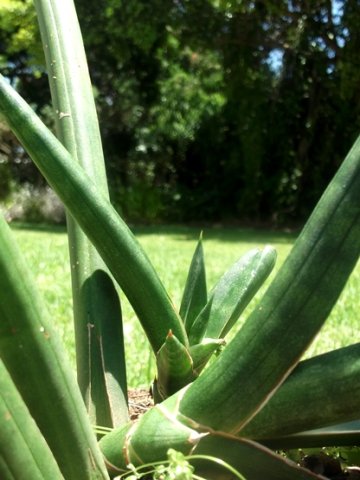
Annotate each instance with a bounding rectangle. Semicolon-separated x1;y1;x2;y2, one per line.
12;223;360;387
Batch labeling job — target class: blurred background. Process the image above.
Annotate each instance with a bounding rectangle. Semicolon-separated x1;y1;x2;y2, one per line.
0;0;359;226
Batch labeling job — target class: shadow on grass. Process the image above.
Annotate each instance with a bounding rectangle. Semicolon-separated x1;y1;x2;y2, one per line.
9;221;67;234
132;224;300;244
10;221;300;244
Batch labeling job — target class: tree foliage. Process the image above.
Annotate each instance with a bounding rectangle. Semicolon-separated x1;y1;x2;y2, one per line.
0;0;359;223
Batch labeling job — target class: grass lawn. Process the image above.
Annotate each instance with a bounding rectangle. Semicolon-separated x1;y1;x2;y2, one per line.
11;223;360;388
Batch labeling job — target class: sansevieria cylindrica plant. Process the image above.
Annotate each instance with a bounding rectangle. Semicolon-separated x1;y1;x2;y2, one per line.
0;1;359;479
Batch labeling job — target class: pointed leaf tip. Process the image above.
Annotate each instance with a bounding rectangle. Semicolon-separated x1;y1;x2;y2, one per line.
180;235;207;333
155;333;195;401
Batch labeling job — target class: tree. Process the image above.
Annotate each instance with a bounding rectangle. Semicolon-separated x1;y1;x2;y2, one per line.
0;0;359;223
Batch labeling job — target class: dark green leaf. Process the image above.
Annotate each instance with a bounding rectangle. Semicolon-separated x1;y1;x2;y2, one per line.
179;135;360;433
99;401;324;480
242;343;360;441
194;433;325;480
34;0;128;428
262;420;360;450
0;359;64;480
179;232;207;334
0;74;188;354
0;215;108;480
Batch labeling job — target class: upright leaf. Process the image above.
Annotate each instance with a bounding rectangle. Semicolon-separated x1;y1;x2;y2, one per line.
34;0;128;428
154;330;195;401
179;233;207;333
0;215;109;479
189;337;225;372
0;359;64;480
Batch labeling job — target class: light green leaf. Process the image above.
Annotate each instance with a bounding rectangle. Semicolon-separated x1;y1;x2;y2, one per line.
189;246;277;344
189;338;225;373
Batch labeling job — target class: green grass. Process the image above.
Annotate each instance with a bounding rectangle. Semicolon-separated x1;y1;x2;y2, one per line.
11;223;360;388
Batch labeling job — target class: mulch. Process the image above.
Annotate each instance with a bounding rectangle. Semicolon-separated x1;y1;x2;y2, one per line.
128;388;154;421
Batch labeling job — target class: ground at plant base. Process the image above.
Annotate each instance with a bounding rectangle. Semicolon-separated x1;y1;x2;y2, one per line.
128;388;153;421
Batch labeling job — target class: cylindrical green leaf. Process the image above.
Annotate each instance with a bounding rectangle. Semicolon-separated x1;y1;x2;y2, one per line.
34;0;128;428
0;216;108;480
178;134;360;432
0;74;187;354
99;397;324;480
241;343;360;440
0;359;64;480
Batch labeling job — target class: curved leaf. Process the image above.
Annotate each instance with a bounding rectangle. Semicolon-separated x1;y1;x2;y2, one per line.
0;74;187;354
178;134;360;433
193;433;326;480
263;421;360;450
241;343;360;441
99;397;325;480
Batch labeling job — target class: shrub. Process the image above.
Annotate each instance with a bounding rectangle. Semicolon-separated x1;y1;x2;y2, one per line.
2;183;65;224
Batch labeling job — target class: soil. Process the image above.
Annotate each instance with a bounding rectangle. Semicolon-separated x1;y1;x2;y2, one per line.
128;388;153;421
